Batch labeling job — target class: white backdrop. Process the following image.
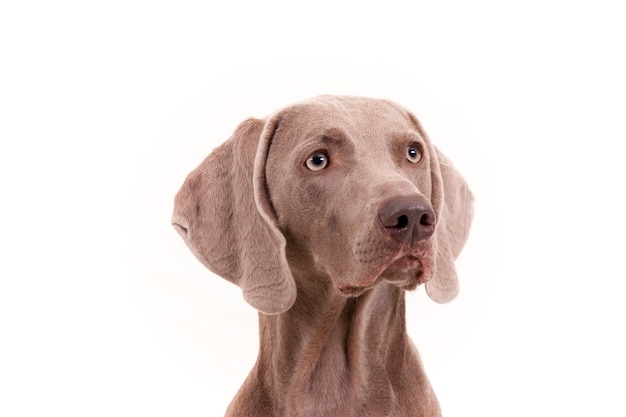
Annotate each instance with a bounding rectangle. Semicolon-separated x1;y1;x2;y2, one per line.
1;1;625;416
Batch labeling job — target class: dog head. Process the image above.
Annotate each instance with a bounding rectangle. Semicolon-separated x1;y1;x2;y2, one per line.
172;96;473;314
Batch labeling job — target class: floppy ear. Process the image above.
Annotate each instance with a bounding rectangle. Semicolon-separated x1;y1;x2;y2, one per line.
425;146;474;303
171;117;296;315
406;111;474;303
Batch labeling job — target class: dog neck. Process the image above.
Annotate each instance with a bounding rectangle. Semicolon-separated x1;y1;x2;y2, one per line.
249;270;439;416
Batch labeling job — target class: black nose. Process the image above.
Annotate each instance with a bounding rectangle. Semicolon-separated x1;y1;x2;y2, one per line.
378;195;436;243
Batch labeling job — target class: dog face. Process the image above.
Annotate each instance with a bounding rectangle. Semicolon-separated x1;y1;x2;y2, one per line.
173;96;473;314
264;97;439;296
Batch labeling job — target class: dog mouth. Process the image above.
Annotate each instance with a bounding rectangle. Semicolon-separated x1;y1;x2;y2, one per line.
385;254;423;274
379;254;426;289
337;250;431;296
337;285;370;297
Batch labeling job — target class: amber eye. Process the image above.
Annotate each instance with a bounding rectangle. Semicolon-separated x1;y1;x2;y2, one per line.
406;144;422;163
305;152;329;171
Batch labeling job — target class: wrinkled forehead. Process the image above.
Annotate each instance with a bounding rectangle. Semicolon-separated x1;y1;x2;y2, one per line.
272;97;421;146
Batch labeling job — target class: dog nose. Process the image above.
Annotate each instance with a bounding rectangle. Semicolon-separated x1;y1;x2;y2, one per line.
378;195;436;243
172;214;189;238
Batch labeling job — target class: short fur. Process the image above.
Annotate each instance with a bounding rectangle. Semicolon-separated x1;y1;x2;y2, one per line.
172;96;473;416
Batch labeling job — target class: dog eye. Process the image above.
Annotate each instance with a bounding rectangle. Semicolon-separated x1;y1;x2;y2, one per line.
406;144;422;163
305;152;329;171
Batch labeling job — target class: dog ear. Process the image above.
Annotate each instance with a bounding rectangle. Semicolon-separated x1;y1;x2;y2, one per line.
406;112;473;303
425;146;474;303
172;116;296;315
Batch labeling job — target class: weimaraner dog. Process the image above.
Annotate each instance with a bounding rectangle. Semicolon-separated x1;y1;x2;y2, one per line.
172;96;473;417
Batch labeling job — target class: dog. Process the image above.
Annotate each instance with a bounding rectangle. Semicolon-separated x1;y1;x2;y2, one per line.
172;95;473;416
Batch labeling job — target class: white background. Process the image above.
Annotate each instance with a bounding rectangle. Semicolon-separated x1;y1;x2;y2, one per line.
1;1;625;416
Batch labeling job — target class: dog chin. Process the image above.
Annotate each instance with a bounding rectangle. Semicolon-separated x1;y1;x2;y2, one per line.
337;285;370;297
379;255;425;289
337;255;431;296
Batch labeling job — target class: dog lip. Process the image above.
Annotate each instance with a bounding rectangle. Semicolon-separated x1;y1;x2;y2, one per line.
343;243;432;295
388;254;422;272
337;284;369;297
380;253;430;288
337;274;381;296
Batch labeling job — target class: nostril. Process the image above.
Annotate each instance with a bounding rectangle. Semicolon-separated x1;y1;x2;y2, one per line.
419;212;435;226
173;222;188;237
396;215;409;229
